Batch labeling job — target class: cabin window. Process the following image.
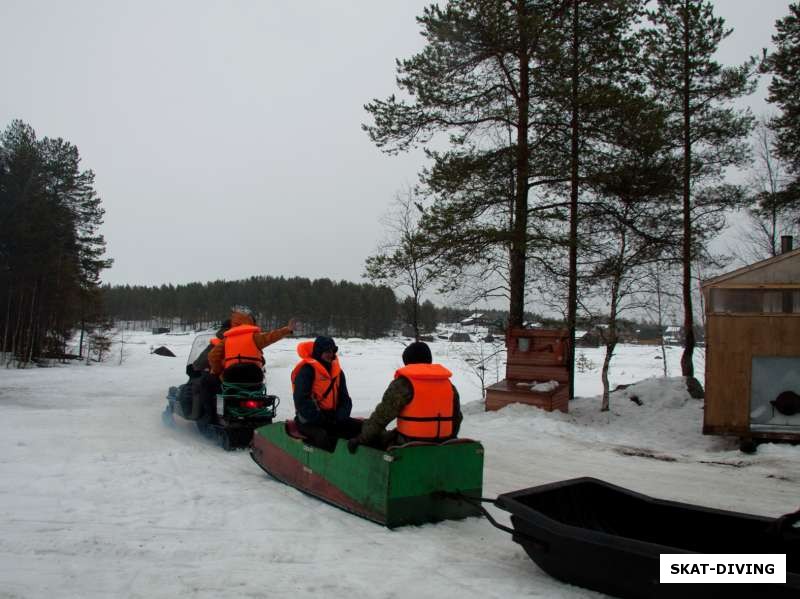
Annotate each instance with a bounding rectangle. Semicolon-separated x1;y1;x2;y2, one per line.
763;291;782;312
751;356;800;430
709;288;800;314
710;288;760;312
517;337;530;352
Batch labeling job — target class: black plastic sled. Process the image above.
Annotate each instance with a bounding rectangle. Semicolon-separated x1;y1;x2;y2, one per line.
162;333;279;450
495;477;799;599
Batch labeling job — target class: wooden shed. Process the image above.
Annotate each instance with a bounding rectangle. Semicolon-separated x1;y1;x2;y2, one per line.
485;328;570;413
701;240;800;448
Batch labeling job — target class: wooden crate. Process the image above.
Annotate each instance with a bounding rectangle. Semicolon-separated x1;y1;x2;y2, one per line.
486;328;571;413
485;380;569;413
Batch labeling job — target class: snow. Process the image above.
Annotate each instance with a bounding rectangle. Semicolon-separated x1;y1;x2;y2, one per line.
1;332;798;598
526;380;559;393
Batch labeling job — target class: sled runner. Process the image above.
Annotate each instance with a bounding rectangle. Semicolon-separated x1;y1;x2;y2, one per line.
250;420;484;527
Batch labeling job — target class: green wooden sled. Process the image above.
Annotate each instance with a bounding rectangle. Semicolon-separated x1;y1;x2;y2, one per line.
251;421;484;528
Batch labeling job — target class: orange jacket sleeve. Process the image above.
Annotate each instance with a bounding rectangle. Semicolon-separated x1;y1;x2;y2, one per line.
253;326;293;350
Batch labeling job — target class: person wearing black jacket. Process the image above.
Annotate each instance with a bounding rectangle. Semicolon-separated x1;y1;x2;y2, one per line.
183;319;230;426
291;336;361;451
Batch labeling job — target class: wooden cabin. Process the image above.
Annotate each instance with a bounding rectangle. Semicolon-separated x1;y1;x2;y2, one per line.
701;238;800;448
485;328;570;413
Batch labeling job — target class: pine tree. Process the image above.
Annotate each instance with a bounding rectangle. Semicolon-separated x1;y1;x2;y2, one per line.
643;0;756;391
537;0;646;398
764;2;800;193
365;1;650;400
364;0;571;328
0;120;112;363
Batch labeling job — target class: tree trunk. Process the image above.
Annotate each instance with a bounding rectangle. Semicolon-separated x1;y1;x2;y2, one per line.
9;288;22;366
567;0;580;399
78;318;85;359
413;292;420;341
2;283;11;359
771;197;778;257
25;281;39;365
601;247;622;412
679;0;695;380
509;0;531;329
30;284;44;364
601;340;616;412
654;267;668;377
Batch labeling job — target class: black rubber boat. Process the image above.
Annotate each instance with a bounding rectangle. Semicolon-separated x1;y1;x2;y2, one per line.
495;477;799;598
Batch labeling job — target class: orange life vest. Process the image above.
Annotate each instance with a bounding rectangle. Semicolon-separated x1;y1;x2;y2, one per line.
291;341;342;411
395;363;455;441
210;337;222;346
222;324;265;368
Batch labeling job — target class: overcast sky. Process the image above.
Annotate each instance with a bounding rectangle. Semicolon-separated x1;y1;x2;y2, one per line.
0;1;793;288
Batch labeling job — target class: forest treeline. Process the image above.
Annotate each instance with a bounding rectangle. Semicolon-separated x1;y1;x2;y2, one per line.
102;277;541;338
102;277;400;338
0;120;111;364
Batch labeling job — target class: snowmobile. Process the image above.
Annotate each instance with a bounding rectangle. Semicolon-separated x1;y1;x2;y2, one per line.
163;333;279;450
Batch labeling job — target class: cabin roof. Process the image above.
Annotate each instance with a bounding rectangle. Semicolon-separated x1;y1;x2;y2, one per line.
701;248;800;288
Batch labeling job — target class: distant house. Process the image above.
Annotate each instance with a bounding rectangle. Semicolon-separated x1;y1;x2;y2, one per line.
575;329;600;348
573;324;639;346
664;325;682;345
460;313;484;327
634;323;666;345
449;332;472;342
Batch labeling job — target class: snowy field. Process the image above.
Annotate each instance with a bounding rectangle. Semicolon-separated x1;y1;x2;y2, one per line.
1;331;798;598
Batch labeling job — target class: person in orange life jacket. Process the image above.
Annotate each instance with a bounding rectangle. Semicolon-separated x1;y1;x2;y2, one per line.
208;308;296;380
347;341;462;453
291;336;362;451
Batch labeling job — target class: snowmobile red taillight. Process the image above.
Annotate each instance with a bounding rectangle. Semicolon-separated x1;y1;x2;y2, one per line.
240;400;263;409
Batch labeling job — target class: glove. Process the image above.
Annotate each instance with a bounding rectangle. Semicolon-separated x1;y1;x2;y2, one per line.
347;438;360;454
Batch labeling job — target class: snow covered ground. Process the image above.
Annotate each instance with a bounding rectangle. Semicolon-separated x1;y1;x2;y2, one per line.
1;331;797;598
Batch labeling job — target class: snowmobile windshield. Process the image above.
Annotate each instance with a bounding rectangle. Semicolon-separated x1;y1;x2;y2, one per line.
188;333;215;365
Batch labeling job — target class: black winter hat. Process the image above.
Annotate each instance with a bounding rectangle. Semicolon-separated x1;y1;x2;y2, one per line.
312;336;338;360
402;341;433;365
